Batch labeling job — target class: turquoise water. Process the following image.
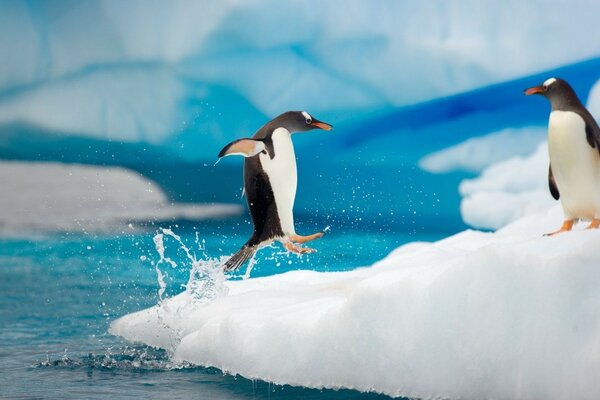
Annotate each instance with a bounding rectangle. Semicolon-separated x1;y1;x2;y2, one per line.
0;216;448;399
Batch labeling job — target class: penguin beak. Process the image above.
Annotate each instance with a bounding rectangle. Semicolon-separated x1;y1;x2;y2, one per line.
524;85;545;95
311;119;333;131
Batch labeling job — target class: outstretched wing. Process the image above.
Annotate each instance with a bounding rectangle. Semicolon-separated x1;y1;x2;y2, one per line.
218;138;266;158
549;164;560;200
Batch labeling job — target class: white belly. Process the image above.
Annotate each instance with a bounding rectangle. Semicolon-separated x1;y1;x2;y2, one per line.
259;128;297;235
548;110;600;219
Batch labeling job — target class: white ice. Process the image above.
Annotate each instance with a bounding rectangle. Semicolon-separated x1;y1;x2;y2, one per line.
0;161;241;236
110;204;600;400
459;142;555;230
418;126;553;230
419;127;546;174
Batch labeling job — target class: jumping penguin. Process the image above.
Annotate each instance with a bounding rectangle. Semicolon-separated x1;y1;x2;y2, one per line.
218;111;333;270
525;77;600;235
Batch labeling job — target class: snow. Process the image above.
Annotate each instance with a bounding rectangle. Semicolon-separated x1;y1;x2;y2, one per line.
459;143;555;229
2;0;600;155
418;126;554;230
110;205;600;399
0;161;242;236
419;127;546;174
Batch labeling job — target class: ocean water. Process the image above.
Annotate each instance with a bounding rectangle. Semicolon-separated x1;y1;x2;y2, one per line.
0;215;448;399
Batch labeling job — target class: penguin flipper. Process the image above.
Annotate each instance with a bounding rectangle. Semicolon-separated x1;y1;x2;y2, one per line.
218;138;266;158
223;244;258;271
577;110;600;155
549;164;560;200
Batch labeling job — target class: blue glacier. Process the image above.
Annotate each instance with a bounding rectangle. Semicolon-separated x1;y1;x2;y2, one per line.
1;1;600;234
0;1;600;229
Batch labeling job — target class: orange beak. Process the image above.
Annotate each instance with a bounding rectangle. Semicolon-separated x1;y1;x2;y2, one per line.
524;85;545;95
311;120;333;131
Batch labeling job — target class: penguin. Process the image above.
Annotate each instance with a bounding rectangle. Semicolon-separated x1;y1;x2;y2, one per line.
525;77;600;235
217;111;333;271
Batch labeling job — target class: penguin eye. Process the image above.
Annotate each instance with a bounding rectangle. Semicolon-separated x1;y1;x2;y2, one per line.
542;84;548;91
305;117;312;125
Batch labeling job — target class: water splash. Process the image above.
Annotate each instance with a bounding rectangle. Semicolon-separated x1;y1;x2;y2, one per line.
147;229;231;352
186;256;229;303
152;233;178;268
152;228;228;305
36;346;195;371
242;255;258;280
152;233;178;303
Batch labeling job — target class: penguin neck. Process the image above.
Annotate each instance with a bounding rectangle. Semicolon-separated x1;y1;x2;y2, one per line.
269;127;295;161
549;90;585;113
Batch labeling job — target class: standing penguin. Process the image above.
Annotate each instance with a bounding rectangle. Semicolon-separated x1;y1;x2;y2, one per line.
525;77;600;235
218;111;333;270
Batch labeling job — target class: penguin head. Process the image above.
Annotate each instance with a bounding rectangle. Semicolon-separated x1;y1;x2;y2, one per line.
524;77;577;103
273;111;333;133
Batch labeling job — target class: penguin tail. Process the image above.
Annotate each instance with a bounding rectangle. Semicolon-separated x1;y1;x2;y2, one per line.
223;244;257;272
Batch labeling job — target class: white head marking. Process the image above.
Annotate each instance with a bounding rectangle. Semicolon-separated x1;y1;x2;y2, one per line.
544;77;557;87
301;111;312;122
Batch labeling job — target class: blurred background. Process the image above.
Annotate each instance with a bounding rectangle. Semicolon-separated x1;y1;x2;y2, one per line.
3;0;600;241
2;1;600;397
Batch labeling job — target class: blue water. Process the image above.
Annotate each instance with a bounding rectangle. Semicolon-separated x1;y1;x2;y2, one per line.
0;215;448;399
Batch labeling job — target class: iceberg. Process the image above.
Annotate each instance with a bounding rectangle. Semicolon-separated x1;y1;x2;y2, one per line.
0;67;187;144
3;2;600;226
419;127;546;174
459;142;554;230
2;0;600;161
110;205;600;399
0;161;241;236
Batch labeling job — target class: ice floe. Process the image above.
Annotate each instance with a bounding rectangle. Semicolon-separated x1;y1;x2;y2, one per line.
110;204;600;399
0;161;241;236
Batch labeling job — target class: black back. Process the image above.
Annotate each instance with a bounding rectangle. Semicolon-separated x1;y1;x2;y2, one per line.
244;149;284;245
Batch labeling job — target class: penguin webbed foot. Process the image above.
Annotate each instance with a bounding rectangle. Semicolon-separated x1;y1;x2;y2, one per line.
543;220;574;236
586;219;600;230
289;232;324;244
283;241;316;254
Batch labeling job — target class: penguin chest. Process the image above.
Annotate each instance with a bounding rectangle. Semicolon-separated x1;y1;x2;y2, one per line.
548;110;600;219
259;128;297;235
